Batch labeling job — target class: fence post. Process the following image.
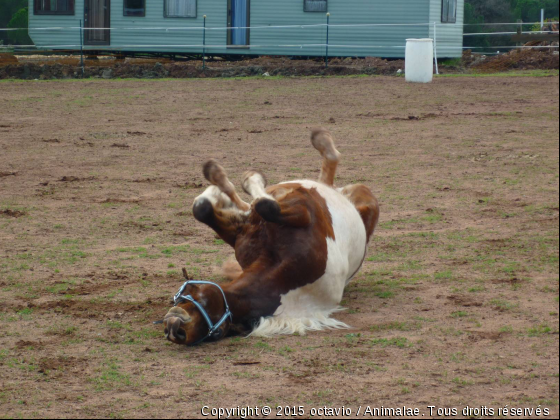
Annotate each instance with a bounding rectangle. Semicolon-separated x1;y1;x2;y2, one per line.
517;19;523;47
433;22;439;75
202;15;207;70
541;9;545;30
325;12;330;68
80;19;84;78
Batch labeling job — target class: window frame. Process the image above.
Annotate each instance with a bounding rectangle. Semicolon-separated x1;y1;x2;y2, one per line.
34;0;75;16
164;0;197;18
304;0;328;13
441;0;457;23
123;0;146;17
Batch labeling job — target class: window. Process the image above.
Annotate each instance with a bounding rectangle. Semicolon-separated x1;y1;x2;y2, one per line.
304;0;327;13
441;0;457;23
165;0;197;18
124;0;145;17
34;0;75;15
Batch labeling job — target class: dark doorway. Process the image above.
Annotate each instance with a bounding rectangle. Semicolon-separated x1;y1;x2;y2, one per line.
84;0;110;45
227;0;250;47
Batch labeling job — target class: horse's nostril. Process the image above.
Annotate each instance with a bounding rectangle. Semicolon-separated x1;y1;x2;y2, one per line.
176;329;187;341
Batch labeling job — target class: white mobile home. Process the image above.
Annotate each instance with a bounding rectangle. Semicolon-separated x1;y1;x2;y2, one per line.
29;0;464;57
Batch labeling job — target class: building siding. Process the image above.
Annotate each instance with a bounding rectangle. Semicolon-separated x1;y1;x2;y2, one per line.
29;0;84;49
28;0;462;58
429;0;464;58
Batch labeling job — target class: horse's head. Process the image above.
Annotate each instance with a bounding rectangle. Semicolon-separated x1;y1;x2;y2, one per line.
163;282;232;346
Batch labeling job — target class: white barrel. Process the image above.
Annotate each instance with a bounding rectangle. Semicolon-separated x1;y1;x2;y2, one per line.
405;38;434;83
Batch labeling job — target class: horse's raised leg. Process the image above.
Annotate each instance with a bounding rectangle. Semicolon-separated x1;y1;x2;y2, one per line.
311;128;341;187
242;171;274;201
193;185;246;247
203;159;251;212
242;170;311;228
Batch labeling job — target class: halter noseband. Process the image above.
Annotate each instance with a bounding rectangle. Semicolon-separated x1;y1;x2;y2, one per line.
173;280;232;345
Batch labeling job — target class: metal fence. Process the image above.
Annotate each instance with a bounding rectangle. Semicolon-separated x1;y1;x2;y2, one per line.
1;20;558;59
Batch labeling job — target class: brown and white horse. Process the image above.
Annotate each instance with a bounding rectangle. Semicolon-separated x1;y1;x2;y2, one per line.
163;128;379;345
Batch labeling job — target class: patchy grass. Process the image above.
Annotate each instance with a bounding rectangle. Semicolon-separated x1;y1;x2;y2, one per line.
0;74;558;418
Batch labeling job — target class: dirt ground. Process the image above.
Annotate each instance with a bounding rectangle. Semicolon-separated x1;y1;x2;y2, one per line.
0;54;406;80
0;74;558;418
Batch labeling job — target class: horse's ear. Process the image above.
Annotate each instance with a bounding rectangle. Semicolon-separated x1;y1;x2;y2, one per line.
182;268;194;281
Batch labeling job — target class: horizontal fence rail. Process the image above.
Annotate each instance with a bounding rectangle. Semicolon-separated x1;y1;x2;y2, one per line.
463;22;559;26
1;21;558;56
2;22;559;31
464;31;560;36
3;45;557;50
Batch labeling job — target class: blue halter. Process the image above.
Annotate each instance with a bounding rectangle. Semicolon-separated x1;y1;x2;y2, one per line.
173;280;232;345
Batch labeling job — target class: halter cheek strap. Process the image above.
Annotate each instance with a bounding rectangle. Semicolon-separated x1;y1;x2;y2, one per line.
173;280;232;346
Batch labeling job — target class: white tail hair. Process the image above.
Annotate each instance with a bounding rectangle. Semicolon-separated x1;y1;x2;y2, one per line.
250;307;350;337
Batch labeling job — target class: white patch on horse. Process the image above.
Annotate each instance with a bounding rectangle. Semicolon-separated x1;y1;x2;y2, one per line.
251;180;367;337
194;185;239;212
194;186;225;207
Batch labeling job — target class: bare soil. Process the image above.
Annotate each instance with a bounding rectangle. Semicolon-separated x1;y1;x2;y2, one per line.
0;48;557;80
0;75;558;418
467;48;560;73
0;55;405;79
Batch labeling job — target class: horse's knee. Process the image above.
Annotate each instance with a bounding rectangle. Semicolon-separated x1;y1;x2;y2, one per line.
254;198;282;223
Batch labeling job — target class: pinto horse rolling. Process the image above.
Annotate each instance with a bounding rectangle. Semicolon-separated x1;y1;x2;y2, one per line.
162;128;379;345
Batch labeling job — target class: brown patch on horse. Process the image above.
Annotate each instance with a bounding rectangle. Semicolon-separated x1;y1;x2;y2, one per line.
304;186;336;241
260;184;335;240
221;183;336;324
340;184;379;242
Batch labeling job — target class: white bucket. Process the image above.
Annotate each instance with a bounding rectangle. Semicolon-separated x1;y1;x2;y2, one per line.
405;38;434;83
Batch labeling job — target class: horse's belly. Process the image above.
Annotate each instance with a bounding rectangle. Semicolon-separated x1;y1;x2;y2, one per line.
275;180;367;315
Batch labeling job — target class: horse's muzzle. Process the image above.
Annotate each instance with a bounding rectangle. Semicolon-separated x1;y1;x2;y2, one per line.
164;307;192;343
